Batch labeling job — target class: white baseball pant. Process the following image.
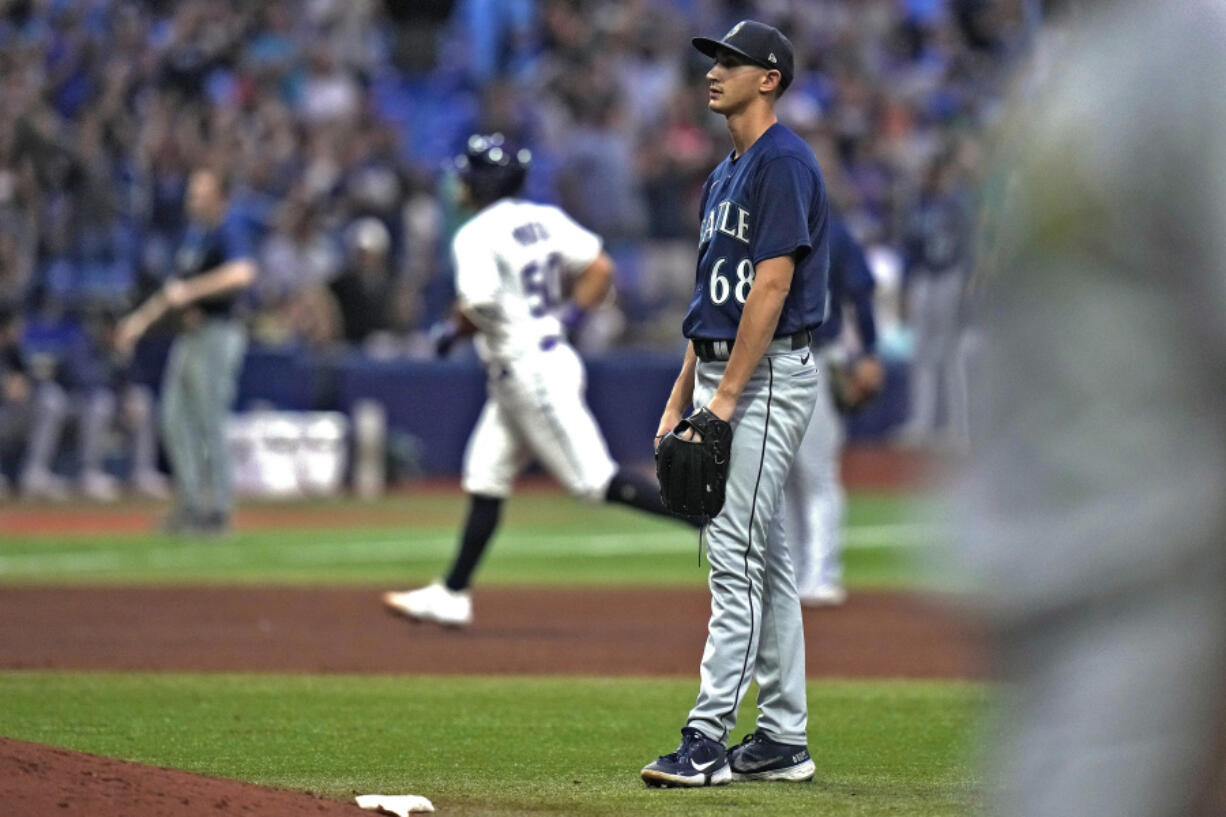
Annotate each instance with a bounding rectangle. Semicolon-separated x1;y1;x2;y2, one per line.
462;343;617;502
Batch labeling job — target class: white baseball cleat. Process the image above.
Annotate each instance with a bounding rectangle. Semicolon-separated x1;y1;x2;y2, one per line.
20;468;70;502
383;582;472;628
799;584;847;608
132;470;172;500
80;470;121;502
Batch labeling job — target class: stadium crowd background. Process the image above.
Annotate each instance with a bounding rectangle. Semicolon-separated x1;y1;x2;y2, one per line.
0;0;1036;497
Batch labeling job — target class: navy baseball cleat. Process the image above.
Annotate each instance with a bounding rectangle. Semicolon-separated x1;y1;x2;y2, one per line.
727;730;816;782
640;727;731;787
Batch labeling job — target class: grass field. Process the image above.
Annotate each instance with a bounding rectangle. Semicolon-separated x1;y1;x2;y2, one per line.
1;488;980;816
0;673;982;816
0;491;926;587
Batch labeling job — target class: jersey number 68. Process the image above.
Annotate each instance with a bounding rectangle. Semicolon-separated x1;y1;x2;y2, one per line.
709;257;755;305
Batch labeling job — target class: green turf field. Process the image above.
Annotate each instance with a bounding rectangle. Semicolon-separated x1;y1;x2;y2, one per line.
0;491;928;587
1;489;980;815
0;672;983;817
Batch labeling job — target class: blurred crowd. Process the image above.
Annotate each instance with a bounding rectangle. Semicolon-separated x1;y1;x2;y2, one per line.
0;0;1035;497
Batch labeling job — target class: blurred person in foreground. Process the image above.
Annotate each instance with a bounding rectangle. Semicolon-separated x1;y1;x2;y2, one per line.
117;168;257;534
949;1;1226;815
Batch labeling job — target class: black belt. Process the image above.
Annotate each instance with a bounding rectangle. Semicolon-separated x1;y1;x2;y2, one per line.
692;330;810;362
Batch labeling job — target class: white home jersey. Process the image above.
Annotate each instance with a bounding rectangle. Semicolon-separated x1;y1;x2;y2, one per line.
452;199;602;365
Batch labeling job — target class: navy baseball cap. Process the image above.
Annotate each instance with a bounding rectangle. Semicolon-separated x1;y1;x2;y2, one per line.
692;20;794;91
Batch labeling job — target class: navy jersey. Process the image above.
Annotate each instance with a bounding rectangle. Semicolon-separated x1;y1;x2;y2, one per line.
904;190;971;278
173;212;253;317
683;123;829;341
814;215;877;351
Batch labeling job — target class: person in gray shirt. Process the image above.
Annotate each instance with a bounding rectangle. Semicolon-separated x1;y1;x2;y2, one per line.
117;168;257;533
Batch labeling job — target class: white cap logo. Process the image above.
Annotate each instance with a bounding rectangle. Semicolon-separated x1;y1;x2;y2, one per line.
768;52;777;63
727;21;746;38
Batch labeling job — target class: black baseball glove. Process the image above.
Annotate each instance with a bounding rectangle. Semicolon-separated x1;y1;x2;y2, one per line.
655;407;733;519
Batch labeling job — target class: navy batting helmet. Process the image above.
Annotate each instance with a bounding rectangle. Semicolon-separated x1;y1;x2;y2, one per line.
454;133;532;204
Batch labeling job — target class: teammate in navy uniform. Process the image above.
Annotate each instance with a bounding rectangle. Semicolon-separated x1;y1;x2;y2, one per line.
641;20;828;787
117;168;257;533
784;213;882;606
900;156;973;446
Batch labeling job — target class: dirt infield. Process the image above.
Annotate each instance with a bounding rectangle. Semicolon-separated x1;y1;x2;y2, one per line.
0;737;366;816
0;585;979;678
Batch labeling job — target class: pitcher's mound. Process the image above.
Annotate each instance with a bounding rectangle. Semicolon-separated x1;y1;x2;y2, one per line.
0;737;363;817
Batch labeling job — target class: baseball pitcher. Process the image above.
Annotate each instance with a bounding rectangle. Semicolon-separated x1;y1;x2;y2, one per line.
643;20;829;788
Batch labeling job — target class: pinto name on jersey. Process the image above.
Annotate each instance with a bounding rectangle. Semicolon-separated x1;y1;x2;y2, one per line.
700;199;751;246
512;221;549;246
